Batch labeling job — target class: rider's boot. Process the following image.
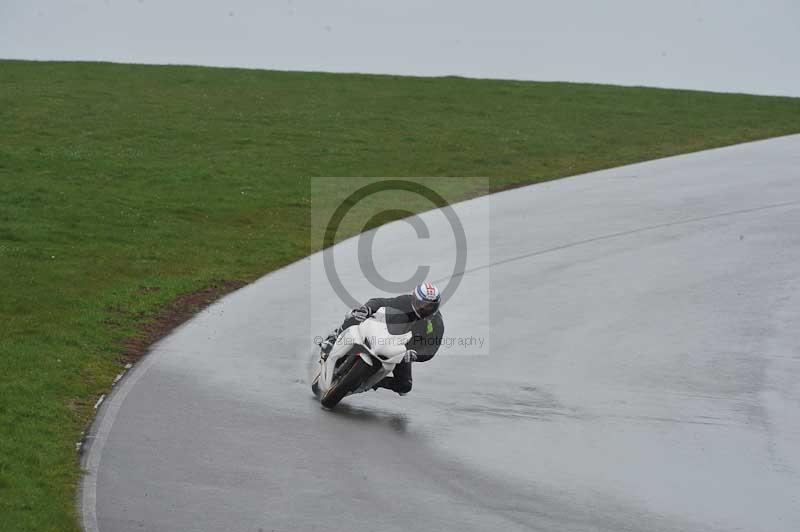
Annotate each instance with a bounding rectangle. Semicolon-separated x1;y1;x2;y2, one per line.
317;330;339;360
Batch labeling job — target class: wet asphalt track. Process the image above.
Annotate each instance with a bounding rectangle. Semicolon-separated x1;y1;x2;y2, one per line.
81;136;800;532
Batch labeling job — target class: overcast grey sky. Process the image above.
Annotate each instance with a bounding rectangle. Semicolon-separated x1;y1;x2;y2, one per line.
1;0;799;96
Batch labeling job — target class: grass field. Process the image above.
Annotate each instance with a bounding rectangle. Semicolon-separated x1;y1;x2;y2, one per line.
1;59;799;531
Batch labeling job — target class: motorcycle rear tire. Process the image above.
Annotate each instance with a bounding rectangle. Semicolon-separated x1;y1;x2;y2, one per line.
320;356;375;409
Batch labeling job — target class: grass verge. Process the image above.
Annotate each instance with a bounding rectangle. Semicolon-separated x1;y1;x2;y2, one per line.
1;59;799;531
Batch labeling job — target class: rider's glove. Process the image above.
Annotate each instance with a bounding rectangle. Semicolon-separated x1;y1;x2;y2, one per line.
403;349;418;363
349;305;373;322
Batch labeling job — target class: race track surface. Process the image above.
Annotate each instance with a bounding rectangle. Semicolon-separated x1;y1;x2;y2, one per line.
81;136;800;532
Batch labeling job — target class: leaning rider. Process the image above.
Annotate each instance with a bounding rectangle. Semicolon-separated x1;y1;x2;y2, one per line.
319;282;445;395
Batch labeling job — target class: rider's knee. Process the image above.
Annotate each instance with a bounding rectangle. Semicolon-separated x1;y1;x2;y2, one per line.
396;380;412;394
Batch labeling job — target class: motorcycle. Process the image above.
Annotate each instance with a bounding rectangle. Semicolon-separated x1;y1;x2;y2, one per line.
312;307;412;409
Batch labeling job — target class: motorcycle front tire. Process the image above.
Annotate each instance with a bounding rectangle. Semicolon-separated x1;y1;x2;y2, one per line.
320;355;376;409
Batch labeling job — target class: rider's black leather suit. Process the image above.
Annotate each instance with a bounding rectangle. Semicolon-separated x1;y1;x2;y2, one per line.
337;294;445;394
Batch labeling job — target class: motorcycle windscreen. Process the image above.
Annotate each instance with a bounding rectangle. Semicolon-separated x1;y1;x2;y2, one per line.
383;306;415;335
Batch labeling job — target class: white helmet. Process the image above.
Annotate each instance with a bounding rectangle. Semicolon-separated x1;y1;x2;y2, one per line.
411;282;441;318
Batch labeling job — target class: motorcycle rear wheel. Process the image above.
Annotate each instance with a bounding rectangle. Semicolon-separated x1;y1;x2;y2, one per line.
320;355;376;409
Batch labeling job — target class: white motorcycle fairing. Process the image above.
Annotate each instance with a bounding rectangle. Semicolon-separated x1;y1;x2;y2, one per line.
316;308;412;398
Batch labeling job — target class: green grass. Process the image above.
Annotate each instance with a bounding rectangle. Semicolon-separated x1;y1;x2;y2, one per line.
1;59;799;531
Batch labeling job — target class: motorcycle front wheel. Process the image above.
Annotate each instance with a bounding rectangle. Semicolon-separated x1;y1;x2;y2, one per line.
320;355;376;409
